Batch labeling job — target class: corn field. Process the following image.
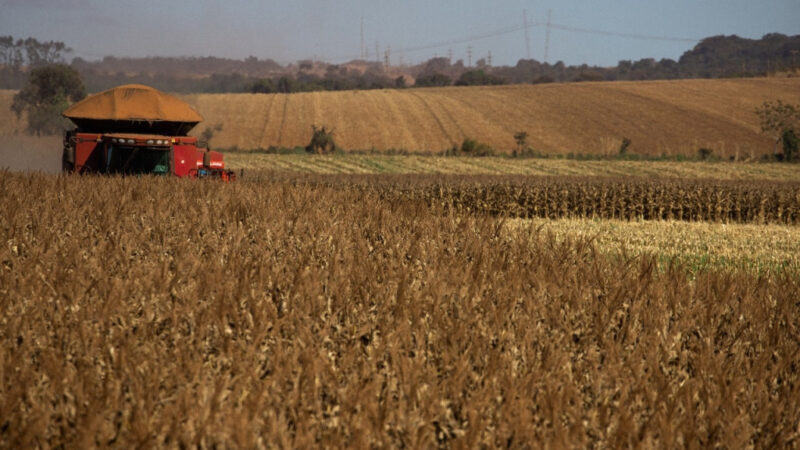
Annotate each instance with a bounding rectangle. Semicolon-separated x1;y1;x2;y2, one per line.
284;174;800;224
1;172;799;447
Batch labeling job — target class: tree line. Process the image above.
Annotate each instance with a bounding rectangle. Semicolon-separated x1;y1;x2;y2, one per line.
0;33;798;94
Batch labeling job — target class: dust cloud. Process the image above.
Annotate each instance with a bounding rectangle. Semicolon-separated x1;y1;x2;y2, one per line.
0;135;62;173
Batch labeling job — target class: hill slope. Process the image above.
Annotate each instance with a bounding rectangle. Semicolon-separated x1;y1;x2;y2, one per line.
3;78;800;156
181;78;800;156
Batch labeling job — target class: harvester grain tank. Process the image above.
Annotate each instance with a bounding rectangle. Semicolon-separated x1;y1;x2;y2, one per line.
61;84;234;180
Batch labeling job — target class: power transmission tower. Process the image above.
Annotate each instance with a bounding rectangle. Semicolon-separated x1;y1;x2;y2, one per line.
544;9;552;64
360;16;365;59
384;46;390;69
488;51;492;66
375;41;380;63
448;48;453;64
467;46;473;67
523;9;531;59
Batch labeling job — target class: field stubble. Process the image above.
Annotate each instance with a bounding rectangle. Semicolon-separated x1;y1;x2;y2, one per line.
227;153;800;181
1;172;799;447
181;78;800;155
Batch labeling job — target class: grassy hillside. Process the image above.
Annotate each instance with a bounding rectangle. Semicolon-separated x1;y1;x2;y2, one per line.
181;78;800;156
2;78;799;156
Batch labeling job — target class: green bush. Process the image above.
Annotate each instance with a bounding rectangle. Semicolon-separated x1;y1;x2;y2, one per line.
454;138;495;157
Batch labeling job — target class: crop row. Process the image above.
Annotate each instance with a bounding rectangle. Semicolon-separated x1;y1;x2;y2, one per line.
280;174;800;224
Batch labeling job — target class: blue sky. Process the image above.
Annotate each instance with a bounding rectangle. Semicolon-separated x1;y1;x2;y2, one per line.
1;0;798;67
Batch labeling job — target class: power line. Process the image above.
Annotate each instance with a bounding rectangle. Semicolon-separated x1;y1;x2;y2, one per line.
548;22;700;43
523;9;531;59
544;9;551;64
318;19;701;64
360;16;365;59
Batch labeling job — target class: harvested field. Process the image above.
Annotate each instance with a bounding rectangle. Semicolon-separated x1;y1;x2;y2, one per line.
1;172;799;447
176;77;800;155
226;153;800;180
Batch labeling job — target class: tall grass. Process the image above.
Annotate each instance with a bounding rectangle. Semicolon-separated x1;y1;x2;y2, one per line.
1;172;798;447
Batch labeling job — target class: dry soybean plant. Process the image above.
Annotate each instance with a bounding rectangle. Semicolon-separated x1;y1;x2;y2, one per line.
0;172;798;448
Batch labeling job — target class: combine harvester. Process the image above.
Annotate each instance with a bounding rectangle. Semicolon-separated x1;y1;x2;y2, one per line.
61;84;234;181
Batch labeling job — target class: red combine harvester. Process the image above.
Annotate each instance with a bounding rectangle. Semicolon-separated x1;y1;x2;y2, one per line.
61;84;234;181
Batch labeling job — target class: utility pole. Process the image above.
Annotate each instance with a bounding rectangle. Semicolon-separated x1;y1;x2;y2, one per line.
360;16;365;59
375;41;380;64
523;9;531;60
448;48;453;64
467;46;473;67
544;9;552;64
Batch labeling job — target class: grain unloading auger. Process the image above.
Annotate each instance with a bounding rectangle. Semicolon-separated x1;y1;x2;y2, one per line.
61;84;235;181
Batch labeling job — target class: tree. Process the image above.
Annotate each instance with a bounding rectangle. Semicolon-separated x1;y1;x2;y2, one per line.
276;76;295;93
755;100;800;160
455;70;506;86
414;73;451;87
11;64;86;135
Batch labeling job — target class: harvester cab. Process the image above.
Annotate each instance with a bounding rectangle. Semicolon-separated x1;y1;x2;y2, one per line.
61;84;234;181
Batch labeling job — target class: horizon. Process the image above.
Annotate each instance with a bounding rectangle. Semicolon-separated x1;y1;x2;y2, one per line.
1;0;798;68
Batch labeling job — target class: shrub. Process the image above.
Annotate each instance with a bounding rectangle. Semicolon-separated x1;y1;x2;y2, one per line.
306;125;337;154
755;100;800;160
782;129;798;162
458;138;495;156
697;147;713;160
618;137;632;156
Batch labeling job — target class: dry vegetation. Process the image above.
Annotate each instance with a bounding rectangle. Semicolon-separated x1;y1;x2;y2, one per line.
177;78;800;155
226;153;800;180
1;171;799;448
